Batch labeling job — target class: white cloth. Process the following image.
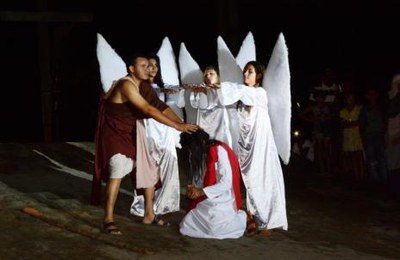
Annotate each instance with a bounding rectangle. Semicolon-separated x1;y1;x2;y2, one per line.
135;119;160;188
108;153;135;179
184;88;198;124
180;146;246;239
130;83;181;216
164;84;185;121
190;89;238;152
217;82;288;230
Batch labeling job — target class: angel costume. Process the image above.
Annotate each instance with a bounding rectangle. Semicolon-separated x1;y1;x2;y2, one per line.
180;141;246;239
211;33;290;231
178;35;256;151
217;83;288;230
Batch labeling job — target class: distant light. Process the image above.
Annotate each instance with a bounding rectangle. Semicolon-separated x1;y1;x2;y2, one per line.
293;130;300;137
296;102;300;108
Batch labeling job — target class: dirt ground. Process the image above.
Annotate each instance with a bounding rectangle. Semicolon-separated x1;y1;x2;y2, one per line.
0;142;399;259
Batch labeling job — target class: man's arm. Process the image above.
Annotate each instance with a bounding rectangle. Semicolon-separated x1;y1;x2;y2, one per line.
121;80;197;133
162;107;184;124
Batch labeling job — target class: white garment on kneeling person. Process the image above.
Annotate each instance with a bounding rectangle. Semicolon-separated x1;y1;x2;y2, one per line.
179;146;246;239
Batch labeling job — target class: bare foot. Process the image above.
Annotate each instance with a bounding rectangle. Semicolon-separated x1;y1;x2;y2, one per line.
143;215;170;226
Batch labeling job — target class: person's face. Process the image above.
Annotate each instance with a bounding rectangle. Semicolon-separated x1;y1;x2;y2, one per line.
203;69;219;84
132;57;149;81
148;58;159;80
243;65;257;87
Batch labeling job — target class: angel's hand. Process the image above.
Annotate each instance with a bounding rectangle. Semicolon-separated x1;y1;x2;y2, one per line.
180;84;194;89
209;83;221;89
191;86;207;94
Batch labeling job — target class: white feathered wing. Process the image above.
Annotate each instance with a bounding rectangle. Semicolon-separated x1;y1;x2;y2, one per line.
263;33;291;164
156;37;180;86
236;31;256;70
157;37;185;119
217;36;243;83
178;42;203;84
96;33;126;93
178;42;203;123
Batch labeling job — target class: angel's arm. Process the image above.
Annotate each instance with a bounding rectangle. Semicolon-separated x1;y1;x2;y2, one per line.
217;82;266;107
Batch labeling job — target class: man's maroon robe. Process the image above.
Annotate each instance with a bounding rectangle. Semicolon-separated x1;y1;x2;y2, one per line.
90;78;168;205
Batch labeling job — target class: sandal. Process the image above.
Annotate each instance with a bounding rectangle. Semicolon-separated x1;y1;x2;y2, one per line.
103;222;122;235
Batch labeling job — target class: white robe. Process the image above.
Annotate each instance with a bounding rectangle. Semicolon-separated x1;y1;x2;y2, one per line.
165;84;186;121
217;82;288;230
130;83;181;216
180;146;246;239
191;89;239;152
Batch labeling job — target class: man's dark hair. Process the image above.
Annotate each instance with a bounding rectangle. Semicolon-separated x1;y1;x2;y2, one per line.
125;52;147;71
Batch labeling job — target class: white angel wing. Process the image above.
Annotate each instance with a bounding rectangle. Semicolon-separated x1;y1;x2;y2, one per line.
156;37;180;85
178;42;203;84
263;33;291;165
96;33;126;93
157;36;185;120
236;31;256;70
217;36;243;83
178;43;203;124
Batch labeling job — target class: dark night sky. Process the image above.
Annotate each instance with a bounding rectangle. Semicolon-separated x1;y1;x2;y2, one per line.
1;0;400;142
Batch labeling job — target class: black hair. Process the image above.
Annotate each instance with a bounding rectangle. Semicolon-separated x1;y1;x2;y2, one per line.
124;52;147;72
180;129;215;185
180;129;210;148
147;53;165;88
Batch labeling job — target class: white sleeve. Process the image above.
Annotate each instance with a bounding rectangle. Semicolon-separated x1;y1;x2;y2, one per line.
197;88;220;109
217;82;267;108
189;91;200;109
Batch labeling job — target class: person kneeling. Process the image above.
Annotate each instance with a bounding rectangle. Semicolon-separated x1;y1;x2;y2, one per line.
179;130;246;239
